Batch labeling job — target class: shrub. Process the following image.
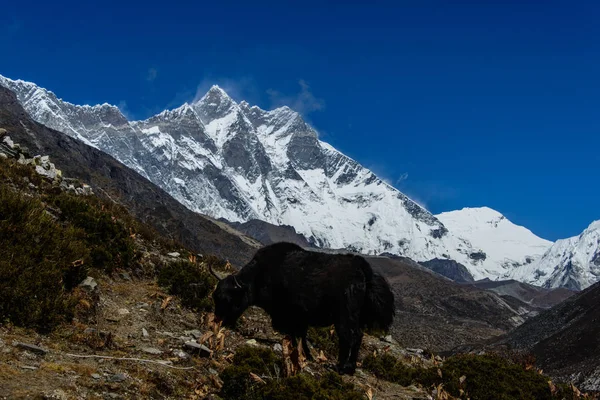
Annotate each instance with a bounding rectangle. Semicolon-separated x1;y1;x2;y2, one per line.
157;260;217;311
362;351;577;400
307;326;338;357
48;193;138;273
0;187;89;332
219;346;365;400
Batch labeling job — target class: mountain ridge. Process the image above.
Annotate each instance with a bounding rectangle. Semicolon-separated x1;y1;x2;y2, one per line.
7;74;597;289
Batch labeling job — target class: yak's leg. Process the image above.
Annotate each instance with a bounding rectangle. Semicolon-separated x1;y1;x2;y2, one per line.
300;329;313;361
335;286;365;375
348;330;363;370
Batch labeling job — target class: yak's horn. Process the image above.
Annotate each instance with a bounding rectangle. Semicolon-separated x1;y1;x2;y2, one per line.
208;263;224;281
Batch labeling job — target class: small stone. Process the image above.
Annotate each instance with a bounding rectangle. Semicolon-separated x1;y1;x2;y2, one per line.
142;328;149;338
0;128;7;135
184;329;203;339
0;153;7;159
273;343;283;353
107;373;127;383
15;342;48;355
80;277;98;292
47;389;69;400
245;339;258;347
173;350;189;359
167;252;181;258
91;373;102;380
383;335;395;344
208;368;218;375
0;338;4;348
2;135;15;149
179;336;194;343
184;341;212;357
435;355;443;361
141;347;163;355
117;308;130;316
119;272;132;281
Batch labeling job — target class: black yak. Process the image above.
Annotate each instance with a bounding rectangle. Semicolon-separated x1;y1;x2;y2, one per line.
210;242;395;375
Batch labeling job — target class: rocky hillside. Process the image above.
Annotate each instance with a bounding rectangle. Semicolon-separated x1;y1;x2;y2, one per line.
0;85;259;267
462;279;575;309
496;281;600;392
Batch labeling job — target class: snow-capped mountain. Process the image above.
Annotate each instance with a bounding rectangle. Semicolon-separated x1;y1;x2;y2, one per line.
0;74;553;282
436;207;553;280
511;221;600;290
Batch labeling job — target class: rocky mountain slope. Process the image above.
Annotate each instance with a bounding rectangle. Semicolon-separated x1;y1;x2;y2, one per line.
0;75;557;283
0;85;259;267
462;279;575;309
496;281;600;392
512;220;600;291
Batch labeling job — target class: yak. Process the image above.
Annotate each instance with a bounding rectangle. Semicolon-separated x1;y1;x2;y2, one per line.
210;242;395;375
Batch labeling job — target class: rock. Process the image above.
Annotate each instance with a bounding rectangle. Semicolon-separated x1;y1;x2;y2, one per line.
91;373;102;380
0;128;7;135
142;328;149;338
273;343;283;353
184;341;212;357
45;389;69;400
141;347;163;355
117;308;130;316
15;342;48;355
167;252;181;258
0;153;7;159
184;329;203;339
119;272;132;281
2;135;15;149
383;335;395;344
107;373;127;383
245;339;259;347
208;368;218;375
173;350;189;360
79;276;98;292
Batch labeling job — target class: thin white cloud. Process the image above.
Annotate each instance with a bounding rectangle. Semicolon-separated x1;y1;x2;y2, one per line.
117;100;133;120
267;80;325;116
147;67;158;82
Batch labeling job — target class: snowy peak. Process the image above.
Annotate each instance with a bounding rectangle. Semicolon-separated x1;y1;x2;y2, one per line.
436;207;552;281
513;220;600;290
194;85;237;122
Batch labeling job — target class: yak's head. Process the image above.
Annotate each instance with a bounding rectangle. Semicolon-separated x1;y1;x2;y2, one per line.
210;265;250;328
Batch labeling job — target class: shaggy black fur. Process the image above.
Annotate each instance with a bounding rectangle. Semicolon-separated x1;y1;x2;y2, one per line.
212;242;395;375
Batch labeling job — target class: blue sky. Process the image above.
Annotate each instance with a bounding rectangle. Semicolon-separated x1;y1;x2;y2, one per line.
1;1;598;241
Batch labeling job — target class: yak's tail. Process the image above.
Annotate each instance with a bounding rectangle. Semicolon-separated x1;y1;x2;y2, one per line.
361;263;395;332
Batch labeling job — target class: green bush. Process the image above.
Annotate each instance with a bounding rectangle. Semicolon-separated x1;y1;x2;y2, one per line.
48;193;138;273
362;352;576;400
157;260;217;311
0;187;89;332
219;346;365;400
307;326;338;357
